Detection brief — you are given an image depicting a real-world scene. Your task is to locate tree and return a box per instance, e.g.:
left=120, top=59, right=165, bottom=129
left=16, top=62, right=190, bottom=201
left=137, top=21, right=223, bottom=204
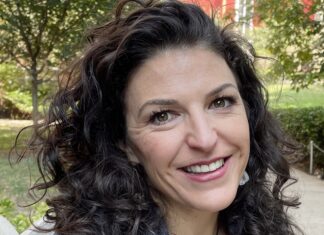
left=0, top=0, right=115, bottom=124
left=255, top=0, right=323, bottom=89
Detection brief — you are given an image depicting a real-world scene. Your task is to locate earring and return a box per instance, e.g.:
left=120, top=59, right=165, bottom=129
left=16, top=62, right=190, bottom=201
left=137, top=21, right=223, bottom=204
left=239, top=171, right=249, bottom=186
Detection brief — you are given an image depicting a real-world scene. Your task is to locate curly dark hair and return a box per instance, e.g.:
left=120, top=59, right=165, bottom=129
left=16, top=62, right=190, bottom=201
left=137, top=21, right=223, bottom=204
left=15, top=0, right=303, bottom=234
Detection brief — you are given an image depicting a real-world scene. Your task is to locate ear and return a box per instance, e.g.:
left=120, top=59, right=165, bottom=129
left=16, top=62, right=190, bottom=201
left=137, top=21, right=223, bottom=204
left=119, top=141, right=140, bottom=164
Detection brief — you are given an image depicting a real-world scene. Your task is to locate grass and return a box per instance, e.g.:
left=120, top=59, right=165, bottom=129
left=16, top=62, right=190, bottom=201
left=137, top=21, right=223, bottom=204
left=267, top=83, right=324, bottom=109
left=0, top=119, right=41, bottom=206
left=0, top=147, right=49, bottom=233
left=0, top=120, right=33, bottom=150
left=0, top=155, right=39, bottom=202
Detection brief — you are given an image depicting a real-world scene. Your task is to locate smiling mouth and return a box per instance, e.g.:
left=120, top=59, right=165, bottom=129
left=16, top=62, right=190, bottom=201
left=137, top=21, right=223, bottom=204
left=182, top=158, right=227, bottom=174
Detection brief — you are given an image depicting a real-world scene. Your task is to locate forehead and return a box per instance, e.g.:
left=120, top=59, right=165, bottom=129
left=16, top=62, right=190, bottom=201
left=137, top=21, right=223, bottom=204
left=125, top=47, right=238, bottom=103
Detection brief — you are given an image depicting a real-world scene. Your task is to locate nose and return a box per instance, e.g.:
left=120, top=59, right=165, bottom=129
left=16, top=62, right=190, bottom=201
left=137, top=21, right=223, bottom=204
left=186, top=111, right=217, bottom=152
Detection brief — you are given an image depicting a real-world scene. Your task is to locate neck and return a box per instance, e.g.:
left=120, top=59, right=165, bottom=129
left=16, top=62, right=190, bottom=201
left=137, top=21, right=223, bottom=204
left=165, top=204, right=219, bottom=235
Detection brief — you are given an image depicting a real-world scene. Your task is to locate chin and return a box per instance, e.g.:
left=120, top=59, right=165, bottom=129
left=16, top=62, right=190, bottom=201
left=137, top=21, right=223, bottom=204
left=185, top=186, right=239, bottom=213
left=198, top=197, right=235, bottom=213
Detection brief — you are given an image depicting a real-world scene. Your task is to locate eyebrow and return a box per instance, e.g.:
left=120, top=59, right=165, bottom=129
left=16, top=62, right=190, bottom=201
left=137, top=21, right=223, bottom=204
left=138, top=99, right=179, bottom=117
left=206, top=83, right=238, bottom=97
left=137, top=83, right=238, bottom=117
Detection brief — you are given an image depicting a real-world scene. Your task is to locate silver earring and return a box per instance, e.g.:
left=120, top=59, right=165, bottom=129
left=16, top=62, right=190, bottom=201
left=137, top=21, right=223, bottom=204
left=239, top=171, right=249, bottom=186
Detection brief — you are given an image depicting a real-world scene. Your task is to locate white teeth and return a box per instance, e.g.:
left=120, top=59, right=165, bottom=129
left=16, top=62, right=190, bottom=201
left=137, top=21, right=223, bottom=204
left=201, top=165, right=209, bottom=173
left=185, top=159, right=224, bottom=174
left=209, top=162, right=217, bottom=171
left=194, top=165, right=201, bottom=172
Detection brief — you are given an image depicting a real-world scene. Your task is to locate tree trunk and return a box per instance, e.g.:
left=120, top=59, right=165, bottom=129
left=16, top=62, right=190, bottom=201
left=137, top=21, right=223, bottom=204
left=31, top=63, right=39, bottom=125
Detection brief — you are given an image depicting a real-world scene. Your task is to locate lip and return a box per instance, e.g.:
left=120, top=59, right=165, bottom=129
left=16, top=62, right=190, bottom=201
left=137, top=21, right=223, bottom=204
left=180, top=156, right=231, bottom=183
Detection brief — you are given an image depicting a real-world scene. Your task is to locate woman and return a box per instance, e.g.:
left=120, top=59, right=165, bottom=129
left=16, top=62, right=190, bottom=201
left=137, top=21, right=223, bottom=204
left=18, top=0, right=302, bottom=234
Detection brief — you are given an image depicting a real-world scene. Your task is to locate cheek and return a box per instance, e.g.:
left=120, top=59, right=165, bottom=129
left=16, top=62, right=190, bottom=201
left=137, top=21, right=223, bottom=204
left=138, top=138, right=161, bottom=162
left=237, top=121, right=250, bottom=151
left=236, top=118, right=249, bottom=142
left=221, top=114, right=250, bottom=150
left=222, top=112, right=249, bottom=132
left=131, top=130, right=182, bottom=167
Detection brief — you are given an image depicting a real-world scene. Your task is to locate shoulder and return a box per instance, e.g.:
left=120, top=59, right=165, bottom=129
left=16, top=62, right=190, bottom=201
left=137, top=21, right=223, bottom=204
left=20, top=217, right=55, bottom=235
left=0, top=216, right=54, bottom=235
left=0, top=215, right=19, bottom=235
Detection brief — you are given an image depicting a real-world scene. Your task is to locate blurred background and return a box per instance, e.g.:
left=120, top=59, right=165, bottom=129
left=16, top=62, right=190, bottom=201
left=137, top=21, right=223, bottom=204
left=0, top=0, right=323, bottom=234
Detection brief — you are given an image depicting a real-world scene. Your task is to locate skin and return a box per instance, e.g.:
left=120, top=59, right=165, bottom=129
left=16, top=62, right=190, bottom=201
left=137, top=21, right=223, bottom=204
left=124, top=46, right=250, bottom=235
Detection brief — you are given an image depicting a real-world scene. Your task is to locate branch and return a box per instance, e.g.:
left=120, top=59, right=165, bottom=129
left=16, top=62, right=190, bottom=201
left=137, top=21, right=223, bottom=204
left=39, top=77, right=54, bottom=84
left=40, top=1, right=70, bottom=61
left=13, top=1, right=35, bottom=60
left=37, top=62, right=47, bottom=74
left=33, top=0, right=49, bottom=59
left=8, top=50, right=31, bottom=73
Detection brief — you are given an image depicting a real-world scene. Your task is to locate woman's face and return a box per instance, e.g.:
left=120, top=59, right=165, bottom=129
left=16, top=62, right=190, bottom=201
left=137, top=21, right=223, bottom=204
left=124, top=47, right=250, bottom=214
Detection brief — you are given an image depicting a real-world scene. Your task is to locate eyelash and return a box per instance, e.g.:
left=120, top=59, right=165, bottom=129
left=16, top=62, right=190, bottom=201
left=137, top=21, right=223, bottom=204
left=148, top=96, right=237, bottom=125
left=209, top=96, right=236, bottom=109
left=149, top=109, right=176, bottom=126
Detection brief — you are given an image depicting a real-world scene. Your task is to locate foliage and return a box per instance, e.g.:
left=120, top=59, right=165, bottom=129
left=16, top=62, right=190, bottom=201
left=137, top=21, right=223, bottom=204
left=0, top=63, right=33, bottom=115
left=0, top=95, right=31, bottom=119
left=255, top=0, right=323, bottom=89
left=0, top=63, right=26, bottom=92
left=4, top=90, right=33, bottom=113
left=0, top=197, right=48, bottom=233
left=0, top=0, right=116, bottom=123
left=246, top=27, right=272, bottom=57
left=0, top=0, right=114, bottom=65
left=273, top=107, right=324, bottom=166
left=0, top=62, right=55, bottom=112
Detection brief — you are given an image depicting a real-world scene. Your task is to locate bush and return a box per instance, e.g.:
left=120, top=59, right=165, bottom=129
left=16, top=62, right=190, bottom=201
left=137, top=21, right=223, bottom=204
left=0, top=96, right=31, bottom=119
left=0, top=197, right=48, bottom=233
left=272, top=107, right=324, bottom=166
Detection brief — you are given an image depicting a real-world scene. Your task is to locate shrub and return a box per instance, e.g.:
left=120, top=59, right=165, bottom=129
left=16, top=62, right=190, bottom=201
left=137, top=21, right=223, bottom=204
left=0, top=197, right=48, bottom=233
left=0, top=96, right=31, bottom=119
left=272, top=107, right=324, bottom=167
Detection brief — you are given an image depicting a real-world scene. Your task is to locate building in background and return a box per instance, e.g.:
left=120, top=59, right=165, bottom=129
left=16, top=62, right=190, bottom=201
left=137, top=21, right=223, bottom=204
left=182, top=0, right=255, bottom=34
left=181, top=0, right=320, bottom=33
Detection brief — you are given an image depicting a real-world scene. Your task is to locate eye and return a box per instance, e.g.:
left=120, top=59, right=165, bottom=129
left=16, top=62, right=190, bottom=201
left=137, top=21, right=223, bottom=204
left=149, top=110, right=177, bottom=125
left=210, top=97, right=234, bottom=109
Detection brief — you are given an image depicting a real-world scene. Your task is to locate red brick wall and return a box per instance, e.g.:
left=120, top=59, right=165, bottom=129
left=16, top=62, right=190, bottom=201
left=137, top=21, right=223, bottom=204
left=182, top=0, right=233, bottom=17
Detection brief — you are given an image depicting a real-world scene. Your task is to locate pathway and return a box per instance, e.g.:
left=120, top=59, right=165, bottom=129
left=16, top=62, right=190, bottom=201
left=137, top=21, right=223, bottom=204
left=288, top=168, right=324, bottom=235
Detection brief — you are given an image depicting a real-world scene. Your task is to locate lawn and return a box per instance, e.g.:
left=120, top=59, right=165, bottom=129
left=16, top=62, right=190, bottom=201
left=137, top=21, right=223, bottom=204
left=0, top=155, right=39, bottom=202
left=267, top=83, right=324, bottom=109
left=0, top=120, right=49, bottom=231
left=0, top=119, right=33, bottom=150
left=0, top=119, right=40, bottom=204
